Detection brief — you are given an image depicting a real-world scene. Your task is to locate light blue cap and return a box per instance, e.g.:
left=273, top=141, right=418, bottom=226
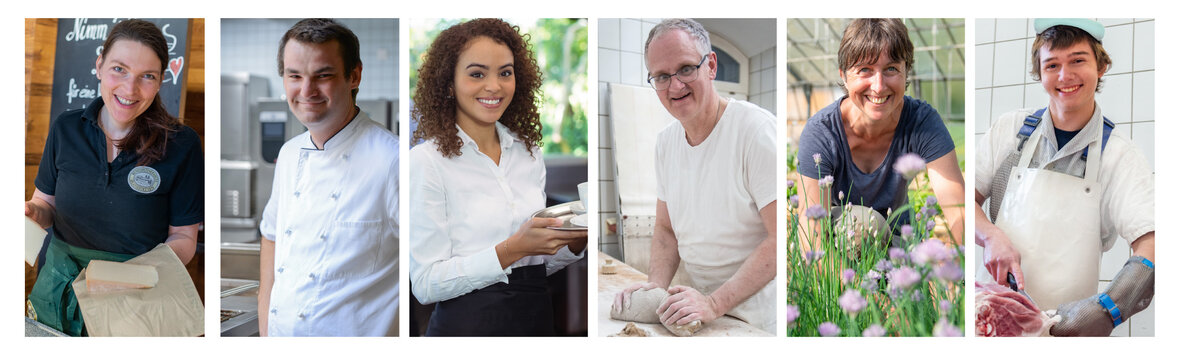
left=1034, top=18, right=1105, bottom=42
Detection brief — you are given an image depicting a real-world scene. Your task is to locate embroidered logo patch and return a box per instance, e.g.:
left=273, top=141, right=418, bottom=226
left=128, top=166, right=161, bottom=194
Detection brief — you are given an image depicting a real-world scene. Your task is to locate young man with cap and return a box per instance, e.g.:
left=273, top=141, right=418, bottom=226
left=257, top=18, right=400, bottom=336
left=975, top=18, right=1154, bottom=336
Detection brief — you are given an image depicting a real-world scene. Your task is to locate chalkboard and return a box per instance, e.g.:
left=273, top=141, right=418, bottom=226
left=49, top=18, right=190, bottom=123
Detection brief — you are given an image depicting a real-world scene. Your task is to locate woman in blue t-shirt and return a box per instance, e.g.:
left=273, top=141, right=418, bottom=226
left=796, top=18, right=964, bottom=251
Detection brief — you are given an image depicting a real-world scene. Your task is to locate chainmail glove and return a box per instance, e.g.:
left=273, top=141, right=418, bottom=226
left=1051, top=256, right=1154, bottom=336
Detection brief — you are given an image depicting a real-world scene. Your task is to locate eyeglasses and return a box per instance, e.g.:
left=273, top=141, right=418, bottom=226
left=647, top=54, right=708, bottom=91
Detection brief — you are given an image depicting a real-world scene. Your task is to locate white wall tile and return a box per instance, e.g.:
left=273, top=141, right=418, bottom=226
left=976, top=18, right=996, bottom=44
left=763, top=49, right=776, bottom=71
left=1134, top=21, right=1155, bottom=71
left=993, top=40, right=1029, bottom=86
left=1131, top=122, right=1155, bottom=172
left=599, top=48, right=620, bottom=84
left=599, top=148, right=615, bottom=181
left=1103, top=24, right=1134, bottom=75
left=767, top=93, right=777, bottom=115
left=749, top=69, right=761, bottom=97
left=995, top=18, right=1028, bottom=42
left=1096, top=73, right=1133, bottom=123
left=1130, top=300, right=1155, bottom=337
left=599, top=180, right=618, bottom=213
left=1133, top=71, right=1154, bottom=122
left=1098, top=18, right=1135, bottom=26
left=1023, top=83, right=1048, bottom=110
left=991, top=85, right=1025, bottom=123
left=598, top=114, right=613, bottom=149
left=1100, top=236, right=1130, bottom=281
left=599, top=18, right=620, bottom=50
left=750, top=52, right=762, bottom=73
left=975, top=89, right=992, bottom=134
left=976, top=43, right=994, bottom=88
left=598, top=82, right=610, bottom=115
left=761, top=67, right=775, bottom=94
left=621, top=51, right=644, bottom=87
left=621, top=19, right=643, bottom=53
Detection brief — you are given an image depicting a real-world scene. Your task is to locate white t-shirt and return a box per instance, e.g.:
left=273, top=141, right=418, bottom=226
left=976, top=104, right=1154, bottom=251
left=260, top=111, right=400, bottom=336
left=409, top=122, right=583, bottom=305
left=655, top=99, right=777, bottom=332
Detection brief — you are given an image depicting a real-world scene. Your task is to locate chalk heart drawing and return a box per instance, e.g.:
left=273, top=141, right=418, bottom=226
left=168, top=57, right=184, bottom=85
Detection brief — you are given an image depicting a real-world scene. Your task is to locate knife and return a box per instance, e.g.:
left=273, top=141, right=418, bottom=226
left=1006, top=272, right=1039, bottom=308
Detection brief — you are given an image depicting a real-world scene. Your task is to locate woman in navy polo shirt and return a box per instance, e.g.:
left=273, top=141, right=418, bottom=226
left=24, top=19, right=203, bottom=336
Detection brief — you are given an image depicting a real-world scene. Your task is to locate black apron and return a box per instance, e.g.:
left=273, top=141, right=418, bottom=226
left=426, top=264, right=554, bottom=336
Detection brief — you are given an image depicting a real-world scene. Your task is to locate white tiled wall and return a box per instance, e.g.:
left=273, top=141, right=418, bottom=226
left=596, top=19, right=776, bottom=259
left=974, top=18, right=1154, bottom=336
left=221, top=19, right=400, bottom=102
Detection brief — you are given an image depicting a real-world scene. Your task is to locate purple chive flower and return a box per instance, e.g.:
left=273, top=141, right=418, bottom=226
left=927, top=220, right=936, bottom=229
left=805, top=204, right=828, bottom=219
left=889, top=247, right=907, bottom=262
left=893, top=153, right=926, bottom=179
left=926, top=196, right=937, bottom=206
left=838, top=191, right=845, bottom=201
left=785, top=304, right=799, bottom=324
left=813, top=153, right=822, bottom=166
left=923, top=206, right=939, bottom=217
left=911, top=239, right=951, bottom=266
left=912, top=291, right=925, bottom=301
left=786, top=179, right=796, bottom=189
left=789, top=195, right=800, bottom=208
left=862, top=324, right=886, bottom=337
left=940, top=300, right=953, bottom=313
left=819, top=175, right=835, bottom=188
left=934, top=262, right=964, bottom=282
left=805, top=250, right=825, bottom=263
left=887, top=266, right=921, bottom=289
left=839, top=289, right=868, bottom=315
left=841, top=268, right=856, bottom=285
left=874, top=259, right=893, bottom=272
left=900, top=224, right=914, bottom=238
left=861, top=270, right=880, bottom=291
left=818, top=322, right=841, bottom=337
left=934, top=317, right=963, bottom=337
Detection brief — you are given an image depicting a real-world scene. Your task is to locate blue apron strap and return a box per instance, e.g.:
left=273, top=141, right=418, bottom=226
left=1016, top=108, right=1045, bottom=151
left=1081, top=117, right=1115, bottom=161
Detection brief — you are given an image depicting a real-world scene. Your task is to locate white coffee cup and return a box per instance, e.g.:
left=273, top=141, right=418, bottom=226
left=577, top=182, right=588, bottom=211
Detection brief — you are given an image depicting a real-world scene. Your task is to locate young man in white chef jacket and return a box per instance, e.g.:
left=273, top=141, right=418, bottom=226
left=257, top=18, right=400, bottom=337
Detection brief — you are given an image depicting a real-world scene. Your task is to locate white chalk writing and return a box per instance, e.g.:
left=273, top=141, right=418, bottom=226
left=65, top=78, right=98, bottom=104
left=64, top=18, right=109, bottom=42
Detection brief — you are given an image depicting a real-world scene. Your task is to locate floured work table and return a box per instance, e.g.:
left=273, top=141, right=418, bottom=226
left=597, top=252, right=771, bottom=337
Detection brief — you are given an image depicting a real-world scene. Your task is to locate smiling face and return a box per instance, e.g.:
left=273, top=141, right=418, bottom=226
left=282, top=39, right=361, bottom=131
left=645, top=29, right=717, bottom=123
left=95, top=39, right=162, bottom=126
left=1037, top=40, right=1104, bottom=116
left=453, top=36, right=516, bottom=128
left=839, top=50, right=907, bottom=123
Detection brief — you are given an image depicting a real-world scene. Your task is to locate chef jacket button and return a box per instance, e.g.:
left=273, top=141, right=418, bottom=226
left=297, top=313, right=305, bottom=320
left=285, top=228, right=293, bottom=236
left=320, top=234, right=327, bottom=241
left=294, top=191, right=301, bottom=198
left=277, top=267, right=284, bottom=273
left=270, top=309, right=277, bottom=314
left=342, top=154, right=350, bottom=160
left=330, top=193, right=340, bottom=200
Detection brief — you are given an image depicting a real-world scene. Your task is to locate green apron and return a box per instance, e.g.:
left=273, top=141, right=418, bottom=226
left=28, top=235, right=135, bottom=337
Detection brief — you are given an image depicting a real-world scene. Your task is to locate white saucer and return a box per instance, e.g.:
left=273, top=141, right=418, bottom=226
left=570, top=214, right=588, bottom=227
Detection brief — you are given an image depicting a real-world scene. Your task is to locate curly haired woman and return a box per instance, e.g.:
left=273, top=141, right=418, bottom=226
left=408, top=18, right=586, bottom=336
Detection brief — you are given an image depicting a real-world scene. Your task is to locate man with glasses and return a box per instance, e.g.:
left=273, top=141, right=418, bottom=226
left=614, top=18, right=777, bottom=334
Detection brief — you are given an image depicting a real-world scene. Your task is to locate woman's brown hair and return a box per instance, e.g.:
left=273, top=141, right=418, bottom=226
left=100, top=19, right=180, bottom=166
left=837, top=18, right=915, bottom=91
left=412, top=18, right=544, bottom=158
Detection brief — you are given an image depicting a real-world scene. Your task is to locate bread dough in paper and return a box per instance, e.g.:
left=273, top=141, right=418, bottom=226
left=72, top=244, right=203, bottom=337
left=610, top=287, right=702, bottom=336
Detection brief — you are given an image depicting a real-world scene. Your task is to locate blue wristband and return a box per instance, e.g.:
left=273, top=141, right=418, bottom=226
left=1098, top=293, right=1124, bottom=327
left=1138, top=257, right=1154, bottom=269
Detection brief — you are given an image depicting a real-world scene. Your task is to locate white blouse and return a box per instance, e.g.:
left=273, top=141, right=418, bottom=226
left=409, top=122, right=583, bottom=305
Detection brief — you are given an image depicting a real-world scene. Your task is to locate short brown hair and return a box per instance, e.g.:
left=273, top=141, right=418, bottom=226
left=277, top=18, right=362, bottom=80
left=411, top=18, right=544, bottom=159
left=1030, top=25, right=1112, bottom=91
left=837, top=19, right=914, bottom=89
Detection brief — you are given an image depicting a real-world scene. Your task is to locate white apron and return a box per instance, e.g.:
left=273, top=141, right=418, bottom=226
left=993, top=123, right=1101, bottom=310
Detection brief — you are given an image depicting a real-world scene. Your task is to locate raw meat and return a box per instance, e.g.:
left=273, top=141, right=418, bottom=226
left=975, top=283, right=1058, bottom=337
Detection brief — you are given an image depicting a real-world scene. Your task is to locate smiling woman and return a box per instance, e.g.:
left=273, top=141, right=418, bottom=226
left=408, top=18, right=588, bottom=337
